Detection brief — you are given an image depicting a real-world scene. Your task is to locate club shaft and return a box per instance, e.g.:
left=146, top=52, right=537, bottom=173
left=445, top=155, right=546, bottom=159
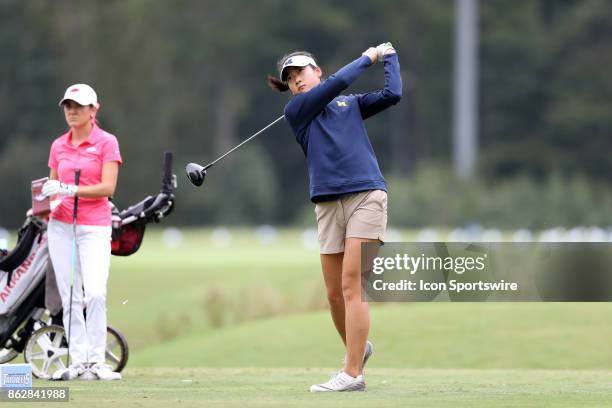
left=67, top=169, right=81, bottom=368
left=204, top=115, right=285, bottom=170
left=67, top=286, right=73, bottom=368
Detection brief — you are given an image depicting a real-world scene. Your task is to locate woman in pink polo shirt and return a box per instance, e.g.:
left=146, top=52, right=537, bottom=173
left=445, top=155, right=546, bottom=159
left=42, top=84, right=122, bottom=381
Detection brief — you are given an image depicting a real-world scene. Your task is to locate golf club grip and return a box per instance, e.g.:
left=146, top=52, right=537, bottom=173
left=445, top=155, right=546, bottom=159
left=163, top=151, right=173, bottom=187
left=73, top=169, right=81, bottom=223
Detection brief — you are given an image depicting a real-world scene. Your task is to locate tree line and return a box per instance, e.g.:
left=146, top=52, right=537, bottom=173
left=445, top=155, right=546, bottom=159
left=1, top=0, right=610, bottom=228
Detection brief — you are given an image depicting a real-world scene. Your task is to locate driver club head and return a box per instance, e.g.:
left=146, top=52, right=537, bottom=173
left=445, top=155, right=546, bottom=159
left=185, top=162, right=206, bottom=187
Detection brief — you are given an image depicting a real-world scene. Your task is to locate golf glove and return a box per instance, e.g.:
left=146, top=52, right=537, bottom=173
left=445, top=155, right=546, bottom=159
left=42, top=180, right=78, bottom=197
left=376, top=42, right=395, bottom=60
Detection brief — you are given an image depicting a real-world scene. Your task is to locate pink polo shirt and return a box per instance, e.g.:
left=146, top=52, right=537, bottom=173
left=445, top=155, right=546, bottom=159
left=48, top=124, right=122, bottom=226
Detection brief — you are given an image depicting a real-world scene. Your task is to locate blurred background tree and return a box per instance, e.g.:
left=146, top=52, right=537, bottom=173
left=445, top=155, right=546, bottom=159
left=1, top=0, right=610, bottom=228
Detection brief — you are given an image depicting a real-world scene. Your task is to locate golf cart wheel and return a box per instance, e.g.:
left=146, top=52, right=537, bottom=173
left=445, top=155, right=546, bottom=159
left=106, top=325, right=129, bottom=373
left=24, top=324, right=129, bottom=378
left=24, top=324, right=67, bottom=379
left=0, top=348, right=19, bottom=364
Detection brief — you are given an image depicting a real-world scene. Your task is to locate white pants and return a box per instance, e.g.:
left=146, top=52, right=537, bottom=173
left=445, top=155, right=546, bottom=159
left=47, top=219, right=111, bottom=365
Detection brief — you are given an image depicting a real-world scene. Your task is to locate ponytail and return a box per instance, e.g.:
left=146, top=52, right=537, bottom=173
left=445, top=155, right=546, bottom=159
left=91, top=102, right=101, bottom=126
left=267, top=75, right=289, bottom=92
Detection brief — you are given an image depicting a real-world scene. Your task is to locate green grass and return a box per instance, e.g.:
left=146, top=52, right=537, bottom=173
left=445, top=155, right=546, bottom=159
left=23, top=368, right=611, bottom=408
left=131, top=303, right=612, bottom=369
left=18, top=228, right=612, bottom=406
left=108, top=229, right=612, bottom=369
left=107, top=228, right=325, bottom=348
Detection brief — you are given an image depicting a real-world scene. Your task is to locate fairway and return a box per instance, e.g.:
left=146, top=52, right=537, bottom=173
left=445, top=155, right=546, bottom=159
left=24, top=368, right=611, bottom=407
left=131, top=303, right=612, bottom=369
left=106, top=229, right=612, bottom=371
left=16, top=228, right=611, bottom=406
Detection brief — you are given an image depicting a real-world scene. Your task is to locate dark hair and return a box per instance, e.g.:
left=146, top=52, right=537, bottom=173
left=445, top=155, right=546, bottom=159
left=267, top=50, right=318, bottom=93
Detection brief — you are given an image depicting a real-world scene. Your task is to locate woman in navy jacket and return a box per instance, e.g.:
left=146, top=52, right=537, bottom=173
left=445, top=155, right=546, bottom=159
left=269, top=43, right=402, bottom=392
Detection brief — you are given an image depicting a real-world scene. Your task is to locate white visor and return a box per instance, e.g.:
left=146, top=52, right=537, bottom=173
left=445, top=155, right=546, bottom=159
left=280, top=55, right=318, bottom=82
left=58, top=84, right=98, bottom=107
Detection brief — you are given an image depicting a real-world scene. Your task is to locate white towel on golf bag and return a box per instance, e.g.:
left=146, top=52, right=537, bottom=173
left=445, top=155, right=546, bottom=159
left=47, top=219, right=111, bottom=365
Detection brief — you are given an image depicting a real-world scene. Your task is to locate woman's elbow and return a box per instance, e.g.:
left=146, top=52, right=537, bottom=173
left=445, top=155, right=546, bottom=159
left=383, top=89, right=402, bottom=105
left=102, top=183, right=116, bottom=197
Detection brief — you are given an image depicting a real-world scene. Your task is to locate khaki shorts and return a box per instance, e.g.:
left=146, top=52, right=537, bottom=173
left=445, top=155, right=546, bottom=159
left=314, top=189, right=388, bottom=254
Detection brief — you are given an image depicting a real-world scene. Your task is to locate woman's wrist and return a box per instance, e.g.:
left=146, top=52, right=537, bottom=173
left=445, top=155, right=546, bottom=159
left=362, top=47, right=378, bottom=64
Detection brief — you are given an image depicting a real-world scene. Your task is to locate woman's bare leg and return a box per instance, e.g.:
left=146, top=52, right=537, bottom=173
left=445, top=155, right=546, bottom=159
left=342, top=237, right=375, bottom=377
left=320, top=253, right=346, bottom=345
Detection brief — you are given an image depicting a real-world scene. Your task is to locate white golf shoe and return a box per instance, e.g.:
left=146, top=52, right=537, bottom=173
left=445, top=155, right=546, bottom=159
left=310, top=371, right=365, bottom=392
left=90, top=363, right=122, bottom=380
left=51, top=363, right=87, bottom=381
left=79, top=367, right=97, bottom=381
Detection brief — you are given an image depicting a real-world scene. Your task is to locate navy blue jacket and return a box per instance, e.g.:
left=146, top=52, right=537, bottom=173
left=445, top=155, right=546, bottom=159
left=284, top=54, right=402, bottom=202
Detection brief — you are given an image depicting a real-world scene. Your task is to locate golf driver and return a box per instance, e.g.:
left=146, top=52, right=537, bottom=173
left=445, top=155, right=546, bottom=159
left=186, top=114, right=285, bottom=187
left=66, top=168, right=81, bottom=374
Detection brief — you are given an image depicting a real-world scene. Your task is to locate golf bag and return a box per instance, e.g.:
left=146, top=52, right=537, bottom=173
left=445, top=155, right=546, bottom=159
left=0, top=216, right=49, bottom=350
left=111, top=151, right=175, bottom=256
